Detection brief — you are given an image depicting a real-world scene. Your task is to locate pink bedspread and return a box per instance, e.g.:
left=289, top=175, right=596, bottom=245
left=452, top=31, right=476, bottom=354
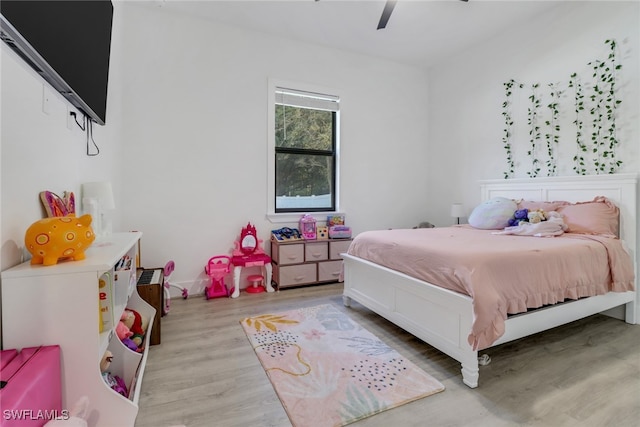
left=347, top=226, right=635, bottom=350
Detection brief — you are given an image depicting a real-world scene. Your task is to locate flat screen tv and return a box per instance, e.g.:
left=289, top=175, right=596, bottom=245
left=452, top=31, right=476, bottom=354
left=1, top=0, right=113, bottom=125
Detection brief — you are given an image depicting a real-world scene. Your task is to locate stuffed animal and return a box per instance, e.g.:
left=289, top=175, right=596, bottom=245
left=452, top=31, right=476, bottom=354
left=115, top=320, right=132, bottom=340
left=131, top=332, right=145, bottom=351
left=43, top=396, right=89, bottom=427
left=508, top=208, right=529, bottom=226
left=100, top=350, right=128, bottom=397
left=546, top=211, right=568, bottom=230
left=121, top=337, right=139, bottom=351
left=122, top=309, right=144, bottom=336
left=115, top=313, right=140, bottom=351
left=122, top=308, right=148, bottom=351
left=527, top=209, right=547, bottom=224
left=100, top=350, right=113, bottom=373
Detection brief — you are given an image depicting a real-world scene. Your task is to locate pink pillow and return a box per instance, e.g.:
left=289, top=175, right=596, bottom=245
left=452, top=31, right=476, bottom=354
left=517, top=200, right=569, bottom=211
left=556, top=196, right=619, bottom=237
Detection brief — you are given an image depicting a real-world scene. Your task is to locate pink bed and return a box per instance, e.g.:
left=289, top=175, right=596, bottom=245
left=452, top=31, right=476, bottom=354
left=341, top=174, right=638, bottom=388
left=347, top=226, right=635, bottom=350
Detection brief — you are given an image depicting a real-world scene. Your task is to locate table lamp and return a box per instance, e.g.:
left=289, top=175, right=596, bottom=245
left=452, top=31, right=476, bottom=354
left=450, top=203, right=465, bottom=225
left=82, top=181, right=115, bottom=237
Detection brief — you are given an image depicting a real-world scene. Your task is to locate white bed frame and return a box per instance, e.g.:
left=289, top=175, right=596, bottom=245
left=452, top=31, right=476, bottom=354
left=342, top=174, right=638, bottom=388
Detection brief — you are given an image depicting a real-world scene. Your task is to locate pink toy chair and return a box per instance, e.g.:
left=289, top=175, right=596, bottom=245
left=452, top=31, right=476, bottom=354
left=204, top=256, right=231, bottom=299
left=246, top=274, right=266, bottom=294
left=163, top=260, right=188, bottom=315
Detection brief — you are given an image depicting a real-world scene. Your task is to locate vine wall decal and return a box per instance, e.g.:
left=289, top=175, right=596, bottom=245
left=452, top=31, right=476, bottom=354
left=526, top=83, right=542, bottom=178
left=501, top=39, right=622, bottom=178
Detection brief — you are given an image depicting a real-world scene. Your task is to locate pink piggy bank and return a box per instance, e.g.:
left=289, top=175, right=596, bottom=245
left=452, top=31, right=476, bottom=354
left=25, top=215, right=96, bottom=266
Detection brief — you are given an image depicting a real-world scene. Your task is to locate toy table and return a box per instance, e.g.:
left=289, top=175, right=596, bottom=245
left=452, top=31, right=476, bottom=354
left=230, top=253, right=274, bottom=298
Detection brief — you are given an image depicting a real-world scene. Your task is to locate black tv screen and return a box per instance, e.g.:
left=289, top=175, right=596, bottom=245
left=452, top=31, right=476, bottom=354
left=1, top=1, right=113, bottom=125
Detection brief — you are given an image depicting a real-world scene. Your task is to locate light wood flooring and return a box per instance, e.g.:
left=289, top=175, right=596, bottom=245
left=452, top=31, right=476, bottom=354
left=135, top=283, right=640, bottom=427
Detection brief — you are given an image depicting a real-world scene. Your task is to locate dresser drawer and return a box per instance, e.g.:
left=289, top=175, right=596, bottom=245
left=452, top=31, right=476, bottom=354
left=329, top=239, right=352, bottom=260
left=305, top=242, right=328, bottom=262
left=275, top=263, right=317, bottom=288
left=318, top=260, right=343, bottom=282
left=272, top=242, right=304, bottom=265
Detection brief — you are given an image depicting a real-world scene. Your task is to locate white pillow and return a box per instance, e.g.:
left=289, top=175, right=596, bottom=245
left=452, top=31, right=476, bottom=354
left=468, top=197, right=517, bottom=230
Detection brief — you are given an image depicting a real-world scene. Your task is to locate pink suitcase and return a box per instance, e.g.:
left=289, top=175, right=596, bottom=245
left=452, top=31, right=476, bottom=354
left=0, top=346, right=61, bottom=427
left=0, top=349, right=19, bottom=370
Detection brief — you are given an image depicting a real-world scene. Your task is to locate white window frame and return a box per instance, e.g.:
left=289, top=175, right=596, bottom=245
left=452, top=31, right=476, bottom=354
left=266, top=78, right=343, bottom=223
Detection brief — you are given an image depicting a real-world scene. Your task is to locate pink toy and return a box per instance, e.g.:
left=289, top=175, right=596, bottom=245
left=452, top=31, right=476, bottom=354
left=115, top=321, right=132, bottom=340
left=162, top=260, right=188, bottom=314
left=299, top=214, right=317, bottom=240
left=235, top=223, right=262, bottom=255
left=204, top=255, right=231, bottom=299
left=230, top=223, right=273, bottom=298
left=0, top=345, right=62, bottom=427
left=246, top=274, right=265, bottom=294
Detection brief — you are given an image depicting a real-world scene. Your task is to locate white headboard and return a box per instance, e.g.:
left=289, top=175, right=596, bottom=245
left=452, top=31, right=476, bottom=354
left=479, top=173, right=638, bottom=315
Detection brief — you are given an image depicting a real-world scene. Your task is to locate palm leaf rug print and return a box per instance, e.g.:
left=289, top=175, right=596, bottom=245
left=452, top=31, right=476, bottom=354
left=240, top=304, right=444, bottom=427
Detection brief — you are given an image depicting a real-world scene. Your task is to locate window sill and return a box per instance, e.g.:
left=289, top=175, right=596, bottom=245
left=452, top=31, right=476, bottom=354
left=266, top=212, right=346, bottom=225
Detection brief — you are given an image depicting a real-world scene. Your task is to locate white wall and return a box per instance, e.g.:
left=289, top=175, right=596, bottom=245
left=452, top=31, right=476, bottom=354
left=0, top=2, right=127, bottom=269
left=116, top=3, right=431, bottom=294
left=426, top=1, right=639, bottom=225
left=426, top=1, right=640, bottom=315
left=0, top=3, right=128, bottom=343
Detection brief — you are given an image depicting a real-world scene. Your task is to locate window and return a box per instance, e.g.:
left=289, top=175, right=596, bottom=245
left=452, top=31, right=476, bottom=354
left=273, top=86, right=340, bottom=213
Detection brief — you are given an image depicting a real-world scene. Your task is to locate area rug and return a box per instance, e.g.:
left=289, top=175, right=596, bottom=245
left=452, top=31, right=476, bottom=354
left=240, top=304, right=444, bottom=427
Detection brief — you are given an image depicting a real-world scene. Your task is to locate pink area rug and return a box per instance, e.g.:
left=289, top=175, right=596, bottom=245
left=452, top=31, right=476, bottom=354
left=240, top=304, right=444, bottom=427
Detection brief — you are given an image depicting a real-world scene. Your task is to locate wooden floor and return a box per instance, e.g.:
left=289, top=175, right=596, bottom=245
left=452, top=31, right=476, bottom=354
left=135, top=283, right=640, bottom=427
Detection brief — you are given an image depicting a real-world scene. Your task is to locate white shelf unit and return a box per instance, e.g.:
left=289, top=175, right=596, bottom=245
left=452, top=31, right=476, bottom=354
left=1, top=232, right=154, bottom=427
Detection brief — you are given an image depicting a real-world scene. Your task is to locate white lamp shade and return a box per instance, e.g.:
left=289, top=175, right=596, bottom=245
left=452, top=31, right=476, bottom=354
left=450, top=203, right=465, bottom=218
left=82, top=182, right=115, bottom=210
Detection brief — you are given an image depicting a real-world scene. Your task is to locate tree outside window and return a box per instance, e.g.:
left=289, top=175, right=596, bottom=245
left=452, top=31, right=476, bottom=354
left=274, top=88, right=339, bottom=212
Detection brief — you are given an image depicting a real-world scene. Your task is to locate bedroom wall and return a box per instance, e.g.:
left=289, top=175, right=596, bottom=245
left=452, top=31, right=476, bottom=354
left=426, top=1, right=640, bottom=315
left=0, top=5, right=127, bottom=268
left=426, top=1, right=639, bottom=224
left=116, top=3, right=431, bottom=293
left=0, top=4, right=128, bottom=344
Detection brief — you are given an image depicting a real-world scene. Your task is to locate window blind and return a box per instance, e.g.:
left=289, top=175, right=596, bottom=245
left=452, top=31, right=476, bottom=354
left=275, top=87, right=339, bottom=112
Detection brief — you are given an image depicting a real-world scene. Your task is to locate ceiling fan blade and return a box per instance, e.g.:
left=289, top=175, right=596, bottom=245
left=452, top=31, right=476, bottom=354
left=377, top=0, right=397, bottom=30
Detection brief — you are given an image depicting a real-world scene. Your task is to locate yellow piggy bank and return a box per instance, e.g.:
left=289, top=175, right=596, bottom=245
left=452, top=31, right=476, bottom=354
left=25, top=215, right=96, bottom=266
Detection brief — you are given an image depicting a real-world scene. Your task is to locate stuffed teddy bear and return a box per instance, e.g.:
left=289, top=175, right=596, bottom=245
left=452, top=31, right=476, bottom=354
left=527, top=209, right=547, bottom=224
